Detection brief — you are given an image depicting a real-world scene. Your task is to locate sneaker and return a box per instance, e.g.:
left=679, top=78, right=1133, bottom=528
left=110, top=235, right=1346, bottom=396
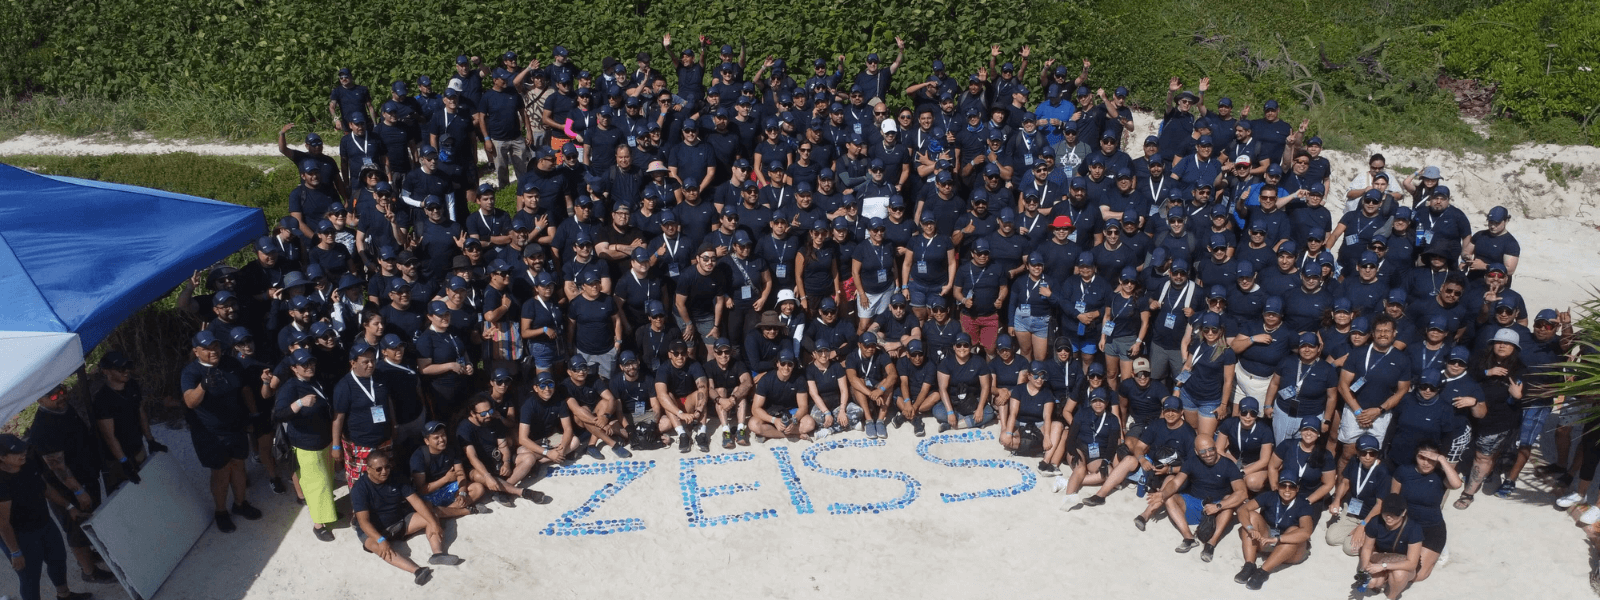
left=269, top=477, right=287, bottom=494
left=521, top=489, right=551, bottom=504
left=1134, top=515, right=1147, bottom=531
left=214, top=511, right=236, bottom=533
left=313, top=526, right=335, bottom=542
left=696, top=432, right=712, bottom=452
left=1436, top=547, right=1451, bottom=567
left=678, top=432, right=693, bottom=453
left=469, top=504, right=493, bottom=515
left=1050, top=478, right=1070, bottom=493
left=1201, top=543, right=1216, bottom=563
left=722, top=431, right=736, bottom=449
left=1559, top=491, right=1585, bottom=508
left=937, top=422, right=951, bottom=433
left=81, top=569, right=115, bottom=584
left=613, top=444, right=634, bottom=459
left=1245, top=569, right=1269, bottom=590
left=231, top=502, right=263, bottom=520
left=736, top=429, right=751, bottom=446
left=912, top=418, right=926, bottom=437
left=1175, top=538, right=1201, bottom=553
left=413, top=567, right=434, bottom=586
left=866, top=421, right=879, bottom=439
left=815, top=426, right=834, bottom=440
left=428, top=553, right=463, bottom=566
left=496, top=492, right=516, bottom=508
left=1234, top=562, right=1257, bottom=584
left=1082, top=494, right=1106, bottom=507
left=1063, top=493, right=1081, bottom=506
left=586, top=445, right=606, bottom=460
left=876, top=420, right=888, bottom=438
left=1494, top=481, right=1515, bottom=498
left=892, top=413, right=906, bottom=429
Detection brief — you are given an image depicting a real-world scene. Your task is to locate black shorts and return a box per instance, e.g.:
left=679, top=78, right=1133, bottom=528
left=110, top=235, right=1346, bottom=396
left=191, top=428, right=250, bottom=470
left=356, top=513, right=414, bottom=542
left=248, top=412, right=273, bottom=437
left=1421, top=523, right=1447, bottom=553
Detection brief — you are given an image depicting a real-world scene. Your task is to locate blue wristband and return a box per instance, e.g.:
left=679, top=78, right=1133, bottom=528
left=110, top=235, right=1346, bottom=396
left=73, top=489, right=86, bottom=497
left=377, top=536, right=387, bottom=543
left=8, top=550, right=19, bottom=558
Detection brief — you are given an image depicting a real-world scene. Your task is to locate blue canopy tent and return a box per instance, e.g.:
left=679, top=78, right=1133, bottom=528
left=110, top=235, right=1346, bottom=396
left=0, top=162, right=263, bottom=424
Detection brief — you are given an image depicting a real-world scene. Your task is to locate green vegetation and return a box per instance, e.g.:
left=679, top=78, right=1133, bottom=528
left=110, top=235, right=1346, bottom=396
left=1529, top=159, right=1586, bottom=189
left=0, top=0, right=1594, bottom=147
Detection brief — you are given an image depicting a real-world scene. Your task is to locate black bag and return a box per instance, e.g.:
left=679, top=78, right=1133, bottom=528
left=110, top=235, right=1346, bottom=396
left=630, top=420, right=666, bottom=451
left=271, top=422, right=296, bottom=468
left=1195, top=511, right=1218, bottom=542
left=1014, top=423, right=1045, bottom=457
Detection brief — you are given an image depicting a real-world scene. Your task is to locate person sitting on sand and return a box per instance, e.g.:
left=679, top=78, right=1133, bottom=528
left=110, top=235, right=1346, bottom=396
left=749, top=349, right=817, bottom=440
left=352, top=452, right=462, bottom=587
left=1356, top=494, right=1424, bottom=600
left=1233, top=473, right=1316, bottom=590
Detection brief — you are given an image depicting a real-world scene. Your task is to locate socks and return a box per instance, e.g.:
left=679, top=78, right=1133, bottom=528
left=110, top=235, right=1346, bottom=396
left=674, top=426, right=686, bottom=435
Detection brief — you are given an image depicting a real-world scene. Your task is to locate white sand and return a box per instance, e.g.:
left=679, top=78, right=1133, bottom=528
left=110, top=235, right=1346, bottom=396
left=1, top=121, right=1599, bottom=598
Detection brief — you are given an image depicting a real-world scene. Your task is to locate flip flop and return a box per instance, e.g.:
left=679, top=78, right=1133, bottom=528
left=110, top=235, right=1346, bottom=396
left=1453, top=493, right=1475, bottom=510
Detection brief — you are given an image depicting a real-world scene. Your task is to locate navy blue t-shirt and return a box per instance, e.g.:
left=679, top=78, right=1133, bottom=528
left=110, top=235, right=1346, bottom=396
left=1182, top=453, right=1242, bottom=502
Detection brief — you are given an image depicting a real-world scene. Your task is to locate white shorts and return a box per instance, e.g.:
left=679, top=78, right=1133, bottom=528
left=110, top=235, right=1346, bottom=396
left=856, top=287, right=893, bottom=319
left=1337, top=406, right=1393, bottom=445
left=1232, top=368, right=1272, bottom=407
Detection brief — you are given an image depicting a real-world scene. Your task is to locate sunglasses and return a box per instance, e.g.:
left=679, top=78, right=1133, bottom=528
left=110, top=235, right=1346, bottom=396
left=697, top=254, right=716, bottom=261
left=1440, top=288, right=1462, bottom=296
left=1362, top=199, right=1381, bottom=205
left=370, top=465, right=391, bottom=472
left=1196, top=448, right=1217, bottom=456
left=1359, top=449, right=1381, bottom=457
left=537, top=383, right=555, bottom=389
left=477, top=409, right=495, bottom=418
left=953, top=343, right=972, bottom=348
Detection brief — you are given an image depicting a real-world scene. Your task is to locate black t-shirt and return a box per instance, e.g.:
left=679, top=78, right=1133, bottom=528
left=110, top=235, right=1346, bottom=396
left=29, top=405, right=102, bottom=486
left=1364, top=517, right=1424, bottom=554
left=560, top=377, right=606, bottom=410
left=0, top=456, right=53, bottom=531
left=520, top=394, right=571, bottom=439
left=1181, top=454, right=1242, bottom=502
left=455, top=419, right=499, bottom=465
left=704, top=359, right=747, bottom=390
left=1393, top=464, right=1448, bottom=527
left=93, top=381, right=145, bottom=460
left=350, top=474, right=414, bottom=529
left=332, top=373, right=393, bottom=447
left=805, top=363, right=846, bottom=408
left=756, top=372, right=807, bottom=411
left=409, top=446, right=460, bottom=483
left=272, top=378, right=335, bottom=450
left=659, top=362, right=707, bottom=398
left=179, top=358, right=250, bottom=433
left=674, top=268, right=726, bottom=319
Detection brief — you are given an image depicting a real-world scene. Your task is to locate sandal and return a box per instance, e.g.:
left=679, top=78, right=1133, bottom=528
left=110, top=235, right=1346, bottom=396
left=1453, top=493, right=1475, bottom=510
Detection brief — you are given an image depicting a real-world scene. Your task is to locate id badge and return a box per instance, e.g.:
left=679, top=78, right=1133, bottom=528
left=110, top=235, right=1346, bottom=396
left=775, top=264, right=788, bottom=279
left=1423, top=229, right=1435, bottom=243
left=740, top=285, right=753, bottom=300
left=1278, top=385, right=1297, bottom=400
left=1024, top=154, right=1035, bottom=166
left=1016, top=304, right=1032, bottom=318
left=853, top=123, right=863, bottom=135
left=1075, top=301, right=1087, bottom=314
left=1349, top=376, right=1366, bottom=392
left=1150, top=204, right=1161, bottom=216
left=1344, top=234, right=1359, bottom=247
left=916, top=260, right=929, bottom=275
left=1164, top=312, right=1178, bottom=329
left=1101, top=322, right=1115, bottom=336
left=1086, top=443, right=1102, bottom=460
left=370, top=404, right=388, bottom=424
left=668, top=263, right=681, bottom=277
left=876, top=269, right=888, bottom=284
left=1346, top=498, right=1365, bottom=517
left=1175, top=369, right=1192, bottom=384
left=627, top=135, right=637, bottom=147
left=1067, top=230, right=1079, bottom=242
left=1269, top=527, right=1283, bottom=539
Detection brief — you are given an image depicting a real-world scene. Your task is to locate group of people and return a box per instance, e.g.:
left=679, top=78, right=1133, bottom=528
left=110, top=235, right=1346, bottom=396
left=0, top=36, right=1587, bottom=597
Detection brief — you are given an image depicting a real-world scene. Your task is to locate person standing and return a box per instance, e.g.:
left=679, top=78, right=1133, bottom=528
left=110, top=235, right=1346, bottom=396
left=91, top=351, right=168, bottom=484
left=26, top=387, right=115, bottom=584
left=272, top=348, right=339, bottom=542
left=179, top=331, right=263, bottom=533
left=480, top=69, right=531, bottom=190
left=333, top=344, right=396, bottom=485
left=0, top=434, right=93, bottom=600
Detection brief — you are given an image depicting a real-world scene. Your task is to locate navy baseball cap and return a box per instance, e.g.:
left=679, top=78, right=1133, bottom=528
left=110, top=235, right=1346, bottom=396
left=1161, top=396, right=1182, bottom=411
left=1238, top=397, right=1260, bottom=413
left=228, top=327, right=253, bottom=344
left=777, top=349, right=797, bottom=364
left=619, top=350, right=640, bottom=365
left=1198, top=312, right=1222, bottom=329
left=1296, top=332, right=1319, bottom=347
left=1263, top=296, right=1283, bottom=315
left=1298, top=416, right=1320, bottom=432
left=192, top=330, right=219, bottom=348
left=380, top=333, right=405, bottom=350
left=1355, top=434, right=1380, bottom=452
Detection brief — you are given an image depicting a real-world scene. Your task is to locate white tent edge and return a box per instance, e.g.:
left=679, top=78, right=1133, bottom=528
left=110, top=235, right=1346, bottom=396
left=0, top=330, right=83, bottom=427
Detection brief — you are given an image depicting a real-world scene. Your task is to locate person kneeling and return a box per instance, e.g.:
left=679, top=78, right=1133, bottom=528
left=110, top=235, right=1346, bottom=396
left=1356, top=495, right=1423, bottom=600
left=353, top=452, right=462, bottom=586
left=1236, top=474, right=1315, bottom=590
left=410, top=421, right=488, bottom=519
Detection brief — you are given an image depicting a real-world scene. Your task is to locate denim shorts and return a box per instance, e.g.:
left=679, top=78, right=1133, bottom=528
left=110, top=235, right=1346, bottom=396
left=1012, top=311, right=1051, bottom=336
left=527, top=341, right=558, bottom=369
left=1518, top=406, right=1552, bottom=448
left=931, top=403, right=996, bottom=428
left=1179, top=387, right=1220, bottom=416
left=907, top=280, right=945, bottom=308
left=1104, top=335, right=1138, bottom=360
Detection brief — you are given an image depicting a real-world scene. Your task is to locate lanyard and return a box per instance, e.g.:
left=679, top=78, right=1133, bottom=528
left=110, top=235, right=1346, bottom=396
left=1026, top=277, right=1045, bottom=303
left=301, top=379, right=327, bottom=399
left=1296, top=445, right=1310, bottom=477
left=1148, top=177, right=1165, bottom=201
left=1161, top=280, right=1195, bottom=311
left=1188, top=343, right=1207, bottom=369
left=1093, top=411, right=1109, bottom=437
left=1294, top=361, right=1313, bottom=393
left=479, top=211, right=494, bottom=233
left=1421, top=346, right=1442, bottom=371
left=663, top=236, right=681, bottom=259
left=1109, top=292, right=1134, bottom=322
left=771, top=237, right=791, bottom=262
left=919, top=235, right=938, bottom=259
left=967, top=266, right=986, bottom=290
left=730, top=257, right=753, bottom=285
left=1025, top=213, right=1043, bottom=232
left=1364, top=345, right=1390, bottom=373
left=1353, top=464, right=1377, bottom=496
left=1022, top=135, right=1034, bottom=152
left=350, top=373, right=377, bottom=405
left=1276, top=498, right=1298, bottom=528
left=351, top=133, right=369, bottom=155
left=1079, top=277, right=1095, bottom=304
left=859, top=350, right=877, bottom=380
left=1237, top=421, right=1252, bottom=449
left=383, top=359, right=415, bottom=375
